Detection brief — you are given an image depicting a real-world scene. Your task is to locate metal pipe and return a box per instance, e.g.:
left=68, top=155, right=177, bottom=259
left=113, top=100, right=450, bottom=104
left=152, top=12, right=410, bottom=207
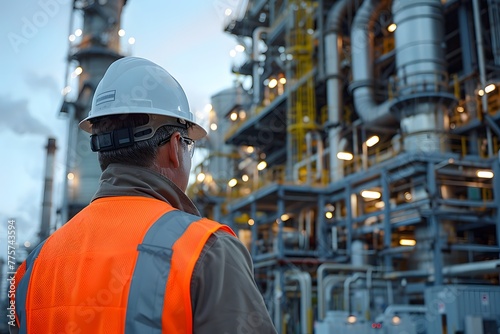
left=442, top=259, right=500, bottom=276
left=305, top=131, right=323, bottom=184
left=343, top=273, right=364, bottom=313
left=317, top=263, right=374, bottom=320
left=325, top=0, right=353, bottom=182
left=324, top=275, right=348, bottom=312
left=274, top=269, right=282, bottom=334
left=252, top=27, right=271, bottom=106
left=285, top=271, right=312, bottom=334
left=350, top=0, right=394, bottom=125
left=383, top=260, right=500, bottom=279
left=472, top=0, right=494, bottom=156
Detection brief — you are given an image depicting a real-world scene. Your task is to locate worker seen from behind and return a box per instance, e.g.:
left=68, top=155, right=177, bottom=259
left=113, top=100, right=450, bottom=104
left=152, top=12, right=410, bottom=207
left=10, top=57, right=277, bottom=333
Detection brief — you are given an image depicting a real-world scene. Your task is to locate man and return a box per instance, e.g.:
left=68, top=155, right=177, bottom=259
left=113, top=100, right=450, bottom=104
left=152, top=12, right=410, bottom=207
left=11, top=57, right=277, bottom=333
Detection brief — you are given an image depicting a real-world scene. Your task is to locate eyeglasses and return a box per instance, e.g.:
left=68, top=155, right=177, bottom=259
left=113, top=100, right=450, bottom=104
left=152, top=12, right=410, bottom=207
left=158, top=134, right=196, bottom=158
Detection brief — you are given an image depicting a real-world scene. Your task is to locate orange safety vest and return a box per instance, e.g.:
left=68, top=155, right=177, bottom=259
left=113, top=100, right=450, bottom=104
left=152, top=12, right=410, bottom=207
left=13, top=196, right=236, bottom=333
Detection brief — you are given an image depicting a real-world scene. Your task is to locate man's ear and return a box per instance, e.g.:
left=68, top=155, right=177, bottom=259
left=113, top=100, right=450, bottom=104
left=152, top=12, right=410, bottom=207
left=158, top=133, right=180, bottom=169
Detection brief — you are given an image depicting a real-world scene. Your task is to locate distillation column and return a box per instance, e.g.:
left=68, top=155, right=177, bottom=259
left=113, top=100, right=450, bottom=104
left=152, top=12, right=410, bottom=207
left=392, top=0, right=454, bottom=153
left=63, top=0, right=126, bottom=220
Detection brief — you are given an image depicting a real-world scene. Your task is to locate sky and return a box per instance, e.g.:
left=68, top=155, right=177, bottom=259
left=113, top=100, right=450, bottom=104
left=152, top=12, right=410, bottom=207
left=0, top=0, right=247, bottom=262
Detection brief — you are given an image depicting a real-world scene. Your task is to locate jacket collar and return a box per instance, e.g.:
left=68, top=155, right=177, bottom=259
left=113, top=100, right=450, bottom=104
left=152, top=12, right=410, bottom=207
left=92, top=163, right=201, bottom=216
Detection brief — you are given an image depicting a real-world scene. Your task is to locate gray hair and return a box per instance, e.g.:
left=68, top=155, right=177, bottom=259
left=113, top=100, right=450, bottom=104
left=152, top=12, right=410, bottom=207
left=90, top=114, right=188, bottom=171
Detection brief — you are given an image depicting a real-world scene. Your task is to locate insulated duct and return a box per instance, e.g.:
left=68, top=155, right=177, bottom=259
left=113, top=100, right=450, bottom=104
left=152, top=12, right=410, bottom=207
left=325, top=0, right=354, bottom=182
left=350, top=0, right=395, bottom=125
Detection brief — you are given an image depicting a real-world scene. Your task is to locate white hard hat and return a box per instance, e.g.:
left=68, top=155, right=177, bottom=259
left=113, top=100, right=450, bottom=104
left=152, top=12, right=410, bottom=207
left=79, top=57, right=207, bottom=141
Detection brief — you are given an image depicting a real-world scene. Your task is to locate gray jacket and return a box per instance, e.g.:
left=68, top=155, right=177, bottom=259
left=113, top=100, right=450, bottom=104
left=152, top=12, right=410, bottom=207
left=94, top=164, right=277, bottom=334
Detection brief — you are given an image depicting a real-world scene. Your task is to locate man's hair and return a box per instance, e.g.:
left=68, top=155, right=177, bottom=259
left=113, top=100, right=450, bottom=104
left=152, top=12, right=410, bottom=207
left=90, top=113, right=188, bottom=171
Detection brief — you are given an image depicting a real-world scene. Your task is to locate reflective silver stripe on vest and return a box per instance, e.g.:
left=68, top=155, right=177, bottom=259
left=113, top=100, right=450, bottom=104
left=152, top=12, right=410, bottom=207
left=16, top=240, right=46, bottom=334
left=124, top=210, right=201, bottom=333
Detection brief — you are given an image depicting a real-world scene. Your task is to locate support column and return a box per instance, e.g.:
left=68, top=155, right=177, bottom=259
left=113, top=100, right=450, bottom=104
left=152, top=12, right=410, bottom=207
left=251, top=201, right=258, bottom=258
left=382, top=170, right=393, bottom=270
left=427, top=161, right=443, bottom=285
left=277, top=188, right=285, bottom=258
left=317, top=194, right=327, bottom=258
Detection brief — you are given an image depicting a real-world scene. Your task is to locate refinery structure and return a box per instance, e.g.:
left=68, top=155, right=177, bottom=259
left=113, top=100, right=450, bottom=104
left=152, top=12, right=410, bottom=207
left=2, top=0, right=500, bottom=333
left=193, top=0, right=500, bottom=333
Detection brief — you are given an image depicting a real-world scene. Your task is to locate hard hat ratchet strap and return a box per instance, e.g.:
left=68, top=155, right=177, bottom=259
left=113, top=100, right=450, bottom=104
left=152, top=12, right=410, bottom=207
left=90, top=127, right=134, bottom=152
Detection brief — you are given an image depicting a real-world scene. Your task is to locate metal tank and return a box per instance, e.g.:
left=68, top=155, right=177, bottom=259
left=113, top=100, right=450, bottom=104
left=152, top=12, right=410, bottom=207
left=391, top=0, right=455, bottom=153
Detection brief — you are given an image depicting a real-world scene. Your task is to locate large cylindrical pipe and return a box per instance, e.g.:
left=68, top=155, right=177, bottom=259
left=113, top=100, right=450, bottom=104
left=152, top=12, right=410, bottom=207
left=350, top=0, right=395, bottom=125
left=325, top=0, right=352, bottom=182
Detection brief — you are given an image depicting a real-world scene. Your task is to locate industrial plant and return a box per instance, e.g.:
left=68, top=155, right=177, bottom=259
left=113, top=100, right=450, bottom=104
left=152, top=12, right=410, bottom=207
left=2, top=0, right=500, bottom=333
left=192, top=0, right=500, bottom=333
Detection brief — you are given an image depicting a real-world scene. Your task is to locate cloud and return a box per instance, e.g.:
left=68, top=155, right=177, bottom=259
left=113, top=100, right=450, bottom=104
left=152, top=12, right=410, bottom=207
left=0, top=94, right=52, bottom=135
left=24, top=72, right=60, bottom=97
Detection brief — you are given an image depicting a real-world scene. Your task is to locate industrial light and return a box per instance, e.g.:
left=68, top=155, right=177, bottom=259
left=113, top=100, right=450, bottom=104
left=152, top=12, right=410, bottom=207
left=337, top=152, right=354, bottom=161
left=118, top=29, right=125, bottom=37
left=74, top=66, right=83, bottom=75
left=399, top=239, right=416, bottom=246
left=67, top=172, right=75, bottom=180
left=230, top=112, right=238, bottom=121
left=242, top=174, right=249, bottom=182
left=24, top=241, right=31, bottom=248
left=374, top=201, right=385, bottom=208
left=478, top=89, right=485, bottom=97
left=210, top=123, right=218, bottom=131
left=75, top=29, right=82, bottom=37
left=71, top=67, right=83, bottom=79
left=457, top=106, right=464, bottom=113
left=391, top=315, right=401, bottom=325
left=61, top=86, right=72, bottom=96
left=128, top=37, right=135, bottom=45
left=347, top=315, right=357, bottom=324
left=279, top=77, right=287, bottom=84
left=404, top=192, right=412, bottom=201
left=197, top=172, right=206, bottom=182
left=68, top=34, right=76, bottom=42
left=257, top=161, right=267, bottom=171
left=366, top=135, right=380, bottom=147
left=248, top=219, right=255, bottom=226
left=229, top=49, right=237, bottom=57
left=325, top=212, right=333, bottom=219
left=281, top=214, right=290, bottom=221
left=246, top=146, right=254, bottom=154
left=485, top=83, right=496, bottom=94
left=239, top=110, right=246, bottom=119
left=268, top=78, right=278, bottom=88
left=204, top=104, right=213, bottom=112
left=228, top=178, right=238, bottom=188
left=225, top=8, right=232, bottom=16
left=361, top=190, right=381, bottom=200
left=387, top=23, right=397, bottom=32
left=477, top=170, right=494, bottom=178
left=235, top=44, right=245, bottom=52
